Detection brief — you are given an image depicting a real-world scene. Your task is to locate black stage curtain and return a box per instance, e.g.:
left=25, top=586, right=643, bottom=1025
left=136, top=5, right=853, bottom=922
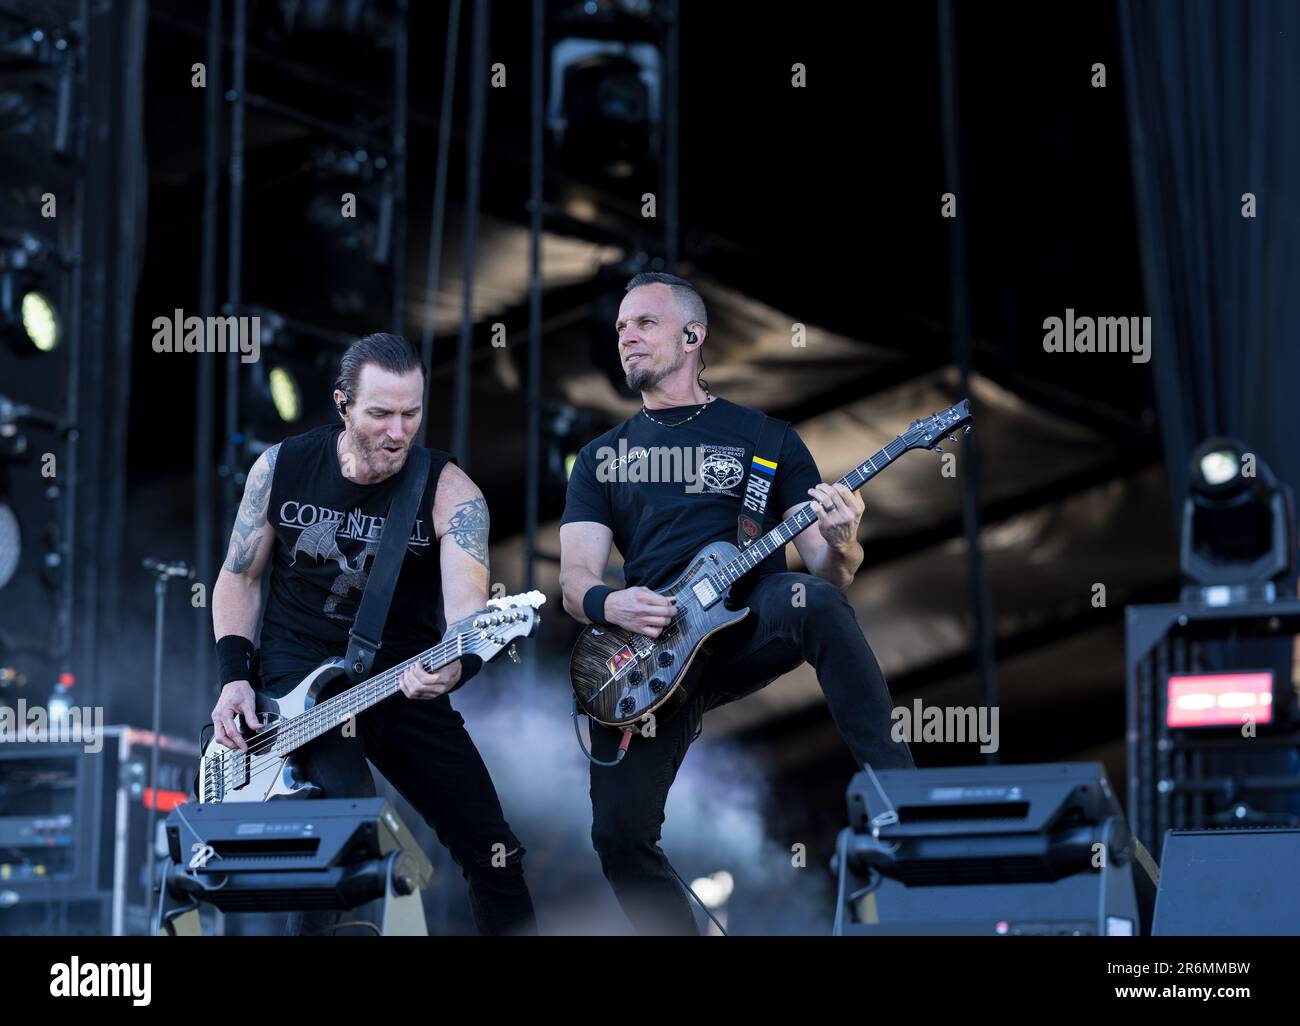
left=1119, top=1, right=1300, bottom=818
left=1117, top=0, right=1300, bottom=524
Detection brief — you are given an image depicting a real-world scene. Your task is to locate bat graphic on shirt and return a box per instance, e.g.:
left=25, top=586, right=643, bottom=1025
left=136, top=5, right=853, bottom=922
left=290, top=519, right=376, bottom=573
left=290, top=519, right=380, bottom=618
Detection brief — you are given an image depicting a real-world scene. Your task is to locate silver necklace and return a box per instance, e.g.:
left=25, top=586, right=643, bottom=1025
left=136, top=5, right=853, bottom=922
left=640, top=394, right=715, bottom=428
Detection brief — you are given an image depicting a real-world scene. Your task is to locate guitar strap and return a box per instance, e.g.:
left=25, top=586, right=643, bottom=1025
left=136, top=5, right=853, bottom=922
left=343, top=444, right=432, bottom=683
left=736, top=414, right=788, bottom=548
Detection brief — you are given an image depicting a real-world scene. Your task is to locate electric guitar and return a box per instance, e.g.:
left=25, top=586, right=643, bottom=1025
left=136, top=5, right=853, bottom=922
left=570, top=400, right=973, bottom=727
left=197, top=591, right=546, bottom=803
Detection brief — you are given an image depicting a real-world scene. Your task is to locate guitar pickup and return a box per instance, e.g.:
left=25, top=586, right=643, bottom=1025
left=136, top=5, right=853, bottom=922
left=691, top=578, right=720, bottom=608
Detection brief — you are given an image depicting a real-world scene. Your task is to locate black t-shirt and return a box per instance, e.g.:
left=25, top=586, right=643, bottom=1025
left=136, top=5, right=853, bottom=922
left=258, top=423, right=456, bottom=683
left=561, top=398, right=822, bottom=593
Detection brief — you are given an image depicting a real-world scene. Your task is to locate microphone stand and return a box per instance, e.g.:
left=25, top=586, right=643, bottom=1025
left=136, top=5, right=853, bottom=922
left=142, top=558, right=193, bottom=914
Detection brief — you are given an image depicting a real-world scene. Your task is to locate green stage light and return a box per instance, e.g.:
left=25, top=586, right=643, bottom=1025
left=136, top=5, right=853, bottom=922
left=269, top=366, right=301, bottom=422
left=20, top=290, right=58, bottom=351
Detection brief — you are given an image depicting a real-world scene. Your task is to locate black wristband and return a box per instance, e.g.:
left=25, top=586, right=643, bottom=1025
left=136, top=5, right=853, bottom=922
left=448, top=653, right=483, bottom=694
left=216, top=635, right=256, bottom=686
left=583, top=585, right=614, bottom=626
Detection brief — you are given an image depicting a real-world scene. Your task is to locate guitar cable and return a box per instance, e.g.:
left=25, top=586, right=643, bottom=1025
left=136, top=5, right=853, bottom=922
left=668, top=862, right=729, bottom=936
left=571, top=696, right=634, bottom=766
left=571, top=699, right=728, bottom=935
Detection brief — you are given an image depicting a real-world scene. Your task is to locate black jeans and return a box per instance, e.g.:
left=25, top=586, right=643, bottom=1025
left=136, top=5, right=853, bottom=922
left=260, top=666, right=537, bottom=936
left=587, top=572, right=914, bottom=935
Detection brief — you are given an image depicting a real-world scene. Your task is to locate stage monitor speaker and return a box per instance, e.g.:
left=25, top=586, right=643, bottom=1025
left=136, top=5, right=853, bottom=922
left=156, top=797, right=434, bottom=936
left=834, top=762, right=1158, bottom=936
left=1153, top=828, right=1300, bottom=935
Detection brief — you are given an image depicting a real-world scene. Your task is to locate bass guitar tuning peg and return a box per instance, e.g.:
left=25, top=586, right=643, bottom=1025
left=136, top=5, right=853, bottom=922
left=948, top=434, right=958, bottom=443
left=934, top=445, right=944, bottom=454
left=964, top=425, right=972, bottom=434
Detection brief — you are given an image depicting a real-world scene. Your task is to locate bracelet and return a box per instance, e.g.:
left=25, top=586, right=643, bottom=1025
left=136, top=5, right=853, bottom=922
left=582, top=585, right=614, bottom=626
left=216, top=634, right=256, bottom=686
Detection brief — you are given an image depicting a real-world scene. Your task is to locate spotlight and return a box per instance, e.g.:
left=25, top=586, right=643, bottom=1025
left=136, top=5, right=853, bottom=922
left=268, top=366, right=301, bottom=423
left=240, top=311, right=300, bottom=425
left=542, top=401, right=594, bottom=505
left=548, top=7, right=661, bottom=186
left=1198, top=447, right=1239, bottom=488
left=20, top=290, right=58, bottom=351
left=1, top=233, right=61, bottom=355
left=1180, top=437, right=1294, bottom=604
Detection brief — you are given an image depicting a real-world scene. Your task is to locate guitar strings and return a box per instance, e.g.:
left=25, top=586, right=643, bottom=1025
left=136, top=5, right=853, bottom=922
left=717, top=436, right=907, bottom=587
left=586, top=435, right=911, bottom=716
left=215, top=602, right=534, bottom=769
left=210, top=634, right=461, bottom=768
left=203, top=629, right=502, bottom=793
left=201, top=635, right=494, bottom=798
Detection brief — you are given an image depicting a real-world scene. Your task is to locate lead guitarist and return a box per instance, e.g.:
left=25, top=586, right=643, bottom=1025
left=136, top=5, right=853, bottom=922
left=209, top=332, right=537, bottom=936
left=559, top=273, right=914, bottom=935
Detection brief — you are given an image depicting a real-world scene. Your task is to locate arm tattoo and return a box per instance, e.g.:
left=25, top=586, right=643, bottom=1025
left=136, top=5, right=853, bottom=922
left=223, top=444, right=280, bottom=573
left=446, top=497, right=490, bottom=569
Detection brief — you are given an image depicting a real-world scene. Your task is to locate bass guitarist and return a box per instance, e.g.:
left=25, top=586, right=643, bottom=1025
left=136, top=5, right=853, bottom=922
left=559, top=273, right=914, bottom=935
left=209, top=332, right=537, bottom=936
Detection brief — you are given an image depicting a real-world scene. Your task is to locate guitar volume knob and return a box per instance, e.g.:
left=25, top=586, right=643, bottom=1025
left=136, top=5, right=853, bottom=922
left=649, top=677, right=666, bottom=695
left=618, top=696, right=637, bottom=716
left=628, top=669, right=644, bottom=686
left=656, top=650, right=675, bottom=668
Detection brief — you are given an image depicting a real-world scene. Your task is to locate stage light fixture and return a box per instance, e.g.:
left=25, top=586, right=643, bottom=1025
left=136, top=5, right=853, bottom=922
left=1, top=234, right=61, bottom=355
left=1180, top=437, right=1294, bottom=604
left=20, top=290, right=58, bottom=351
left=548, top=1, right=661, bottom=186
left=1198, top=447, right=1239, bottom=487
left=1165, top=671, right=1275, bottom=729
left=542, top=401, right=594, bottom=504
left=268, top=366, right=301, bottom=423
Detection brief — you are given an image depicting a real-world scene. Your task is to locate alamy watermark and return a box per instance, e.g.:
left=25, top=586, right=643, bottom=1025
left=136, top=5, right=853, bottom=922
left=596, top=441, right=706, bottom=492
left=50, top=958, right=151, bottom=1006
left=0, top=698, right=104, bottom=754
left=891, top=699, right=999, bottom=754
left=1042, top=309, right=1151, bottom=364
left=151, top=309, right=260, bottom=364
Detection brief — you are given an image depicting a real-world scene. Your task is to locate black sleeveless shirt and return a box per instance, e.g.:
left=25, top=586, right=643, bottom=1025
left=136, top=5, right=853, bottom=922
left=258, top=423, right=456, bottom=683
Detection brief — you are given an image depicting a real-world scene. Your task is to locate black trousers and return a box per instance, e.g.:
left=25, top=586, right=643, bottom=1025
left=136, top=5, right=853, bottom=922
left=587, top=572, right=914, bottom=935
left=260, top=667, right=537, bottom=936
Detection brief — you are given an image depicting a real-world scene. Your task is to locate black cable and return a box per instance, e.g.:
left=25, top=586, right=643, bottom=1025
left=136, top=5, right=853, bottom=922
left=667, top=861, right=728, bottom=936
left=157, top=889, right=202, bottom=937
left=571, top=700, right=720, bottom=931
left=571, top=697, right=628, bottom=766
left=847, top=868, right=883, bottom=904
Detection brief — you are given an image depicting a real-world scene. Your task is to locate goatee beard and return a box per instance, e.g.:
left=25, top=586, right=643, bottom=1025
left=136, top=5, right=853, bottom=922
left=626, top=345, right=685, bottom=395
left=626, top=366, right=660, bottom=393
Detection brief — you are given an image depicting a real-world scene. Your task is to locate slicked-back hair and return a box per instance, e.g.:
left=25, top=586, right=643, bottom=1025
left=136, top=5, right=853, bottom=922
left=335, top=332, right=426, bottom=408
